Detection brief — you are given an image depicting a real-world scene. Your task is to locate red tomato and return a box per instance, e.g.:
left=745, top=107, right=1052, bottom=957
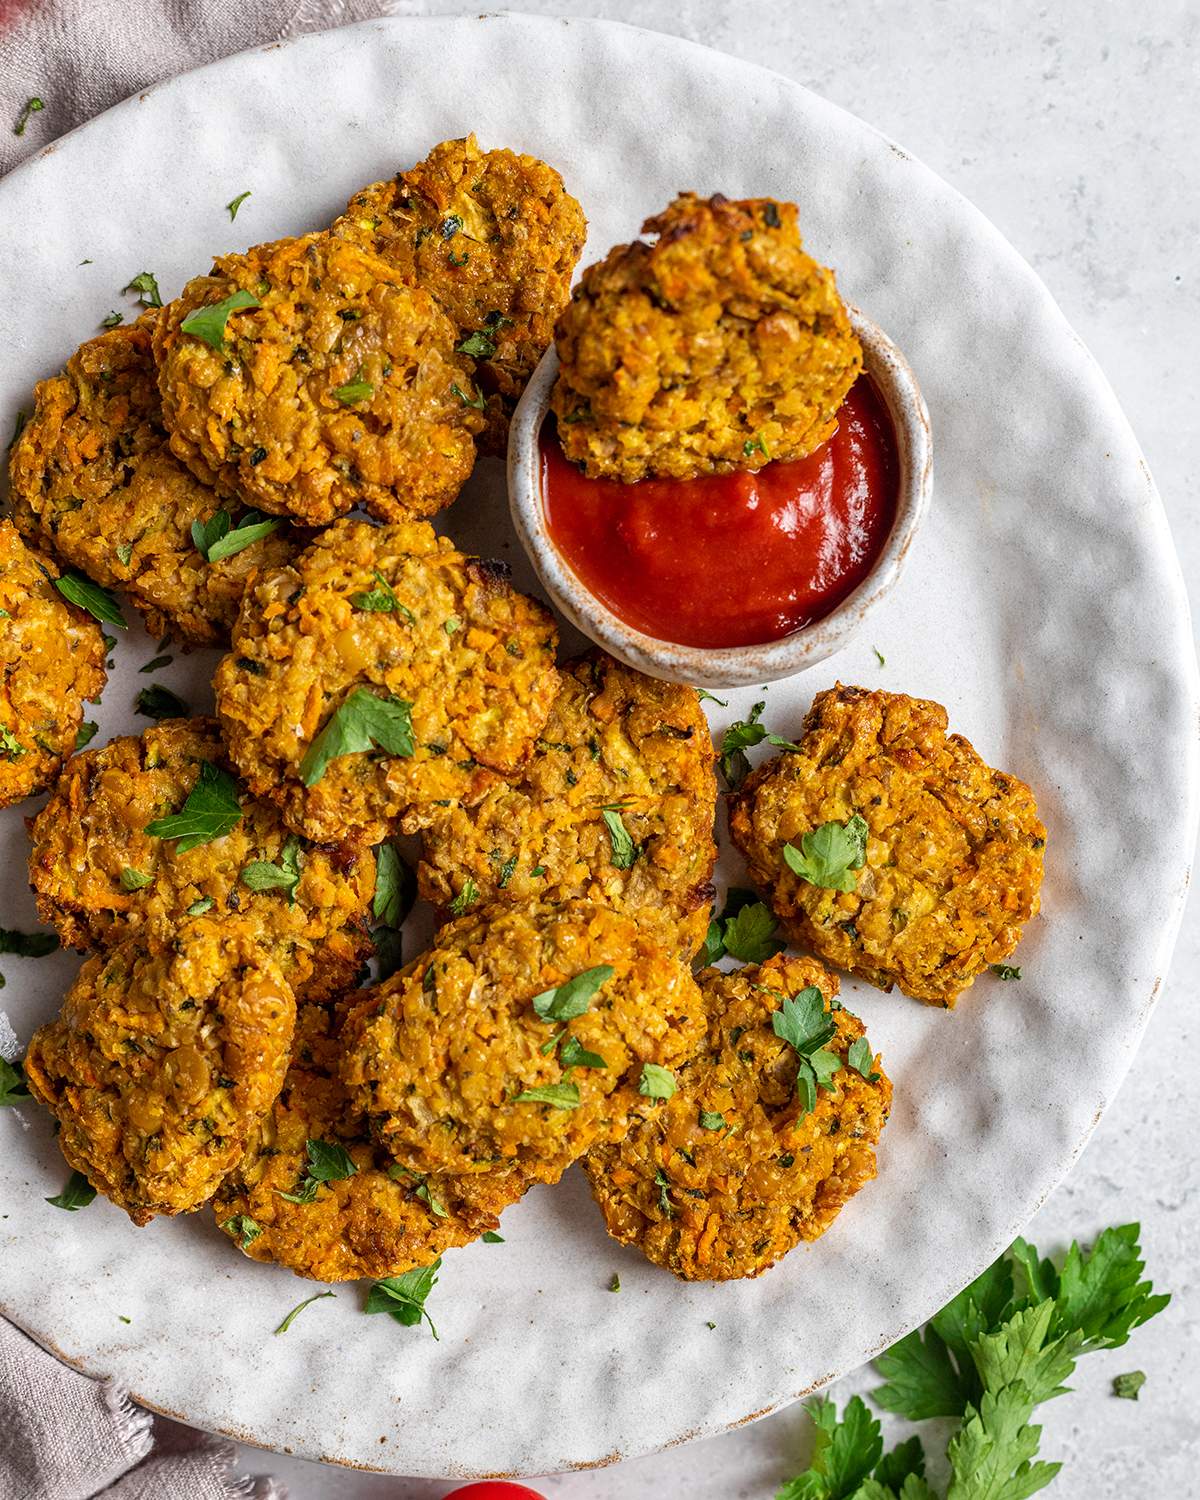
left=445, top=1487, right=546, bottom=1500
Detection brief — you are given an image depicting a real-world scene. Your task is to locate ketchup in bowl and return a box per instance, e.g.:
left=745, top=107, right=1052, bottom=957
left=540, top=375, right=899, bottom=650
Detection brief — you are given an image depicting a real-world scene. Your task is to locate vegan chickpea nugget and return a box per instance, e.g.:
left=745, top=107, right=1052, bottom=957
left=551, top=192, right=862, bottom=483
left=336, top=134, right=587, bottom=452
left=727, top=684, right=1046, bottom=1007
left=213, top=1000, right=527, bottom=1281
left=408, top=650, right=717, bottom=957
left=8, top=316, right=298, bottom=647
left=340, top=900, right=705, bottom=1183
left=26, top=717, right=374, bottom=1001
left=214, top=516, right=560, bottom=844
left=583, top=954, right=891, bottom=1281
left=23, top=917, right=296, bottom=1224
left=154, top=232, right=483, bottom=527
left=0, top=520, right=106, bottom=809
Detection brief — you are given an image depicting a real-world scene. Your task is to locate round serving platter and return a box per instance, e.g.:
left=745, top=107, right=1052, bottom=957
left=0, top=12, right=1195, bottom=1480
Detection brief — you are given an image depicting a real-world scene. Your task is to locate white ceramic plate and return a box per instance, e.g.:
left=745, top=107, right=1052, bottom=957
left=0, top=14, right=1195, bottom=1481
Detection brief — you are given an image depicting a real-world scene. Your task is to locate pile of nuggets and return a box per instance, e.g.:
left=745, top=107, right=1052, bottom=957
left=2, top=146, right=1046, bottom=1288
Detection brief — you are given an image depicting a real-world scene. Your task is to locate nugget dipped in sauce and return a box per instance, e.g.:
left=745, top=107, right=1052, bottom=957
left=551, top=192, right=861, bottom=483
left=728, top=685, right=1046, bottom=1007
left=336, top=134, right=587, bottom=453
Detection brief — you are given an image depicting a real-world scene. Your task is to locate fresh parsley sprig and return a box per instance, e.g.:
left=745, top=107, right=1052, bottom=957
left=783, top=814, right=869, bottom=893
left=145, top=762, right=242, bottom=852
left=0, top=1056, right=30, bottom=1106
left=181, top=288, right=259, bottom=351
left=366, top=1258, right=442, bottom=1338
left=772, top=986, right=841, bottom=1114
left=300, top=688, right=414, bottom=787
left=701, top=888, right=785, bottom=966
left=54, top=572, right=126, bottom=628
left=277, top=1138, right=358, bottom=1204
left=719, top=701, right=799, bottom=788
left=242, top=835, right=303, bottom=903
left=191, top=508, right=279, bottom=563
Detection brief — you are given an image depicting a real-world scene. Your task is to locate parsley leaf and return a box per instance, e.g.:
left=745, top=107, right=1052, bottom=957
left=0, top=928, right=59, bottom=957
left=1, top=1056, right=30, bottom=1106
left=278, top=1138, right=358, bottom=1203
left=531, top=965, right=614, bottom=1022
left=696, top=689, right=728, bottom=706
left=372, top=843, right=416, bottom=930
left=119, top=868, right=153, bottom=892
left=777, top=1394, right=882, bottom=1500
left=13, top=97, right=44, bottom=137
left=186, top=897, right=214, bottom=916
left=332, top=375, right=374, bottom=405
left=638, top=1063, right=676, bottom=1101
left=366, top=1258, right=441, bottom=1338
left=242, top=835, right=303, bottom=902
left=123, top=272, right=163, bottom=308
left=274, top=1290, right=335, bottom=1334
left=0, top=727, right=26, bottom=761
left=559, top=1035, right=606, bottom=1071
left=448, top=877, right=479, bottom=916
left=144, top=761, right=242, bottom=852
left=1112, top=1370, right=1145, bottom=1400
left=699, top=1109, right=726, bottom=1131
left=226, top=190, right=252, bottom=220
left=723, top=899, right=785, bottom=964
left=783, top=814, right=869, bottom=893
left=350, top=570, right=415, bottom=622
left=46, top=1171, right=96, bottom=1211
left=514, top=1083, right=580, bottom=1110
left=482, top=1230, right=504, bottom=1244
left=772, top=986, right=840, bottom=1114
left=74, top=722, right=99, bottom=751
left=135, top=684, right=190, bottom=720
left=180, top=289, right=260, bottom=351
left=222, top=1214, right=262, bottom=1250
left=718, top=701, right=799, bottom=787
left=456, top=330, right=496, bottom=357
left=191, top=508, right=279, bottom=563
left=451, top=380, right=486, bottom=410
left=848, top=1035, right=881, bottom=1082
left=602, top=807, right=639, bottom=869
left=300, top=688, right=414, bottom=786
left=101, top=311, right=124, bottom=329
left=991, top=964, right=1022, bottom=981
left=54, top=572, right=126, bottom=628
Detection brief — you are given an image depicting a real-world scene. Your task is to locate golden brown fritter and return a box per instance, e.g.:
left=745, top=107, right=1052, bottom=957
left=340, top=900, right=705, bottom=1184
left=23, top=918, right=295, bottom=1225
left=8, top=317, right=298, bottom=647
left=213, top=1000, right=527, bottom=1281
left=26, top=718, right=374, bottom=1001
left=214, top=517, right=560, bottom=844
left=583, top=954, right=891, bottom=1280
left=728, top=685, right=1046, bottom=1007
left=336, top=134, right=587, bottom=452
left=0, top=520, right=106, bottom=809
left=153, top=233, right=484, bottom=526
left=551, top=192, right=862, bottom=483
left=407, top=651, right=716, bottom=957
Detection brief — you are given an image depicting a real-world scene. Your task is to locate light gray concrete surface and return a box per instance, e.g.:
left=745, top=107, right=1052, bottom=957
left=224, top=3, right=1198, bottom=1494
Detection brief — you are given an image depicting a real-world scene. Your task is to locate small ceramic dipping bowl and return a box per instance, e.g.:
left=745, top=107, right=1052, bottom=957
left=507, top=307, right=932, bottom=689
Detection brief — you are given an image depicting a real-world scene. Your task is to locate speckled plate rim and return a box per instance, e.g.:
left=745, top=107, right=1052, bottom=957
left=0, top=10, right=1196, bottom=1481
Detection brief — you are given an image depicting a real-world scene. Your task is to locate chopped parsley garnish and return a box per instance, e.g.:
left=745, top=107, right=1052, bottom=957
left=531, top=965, right=614, bottom=1023
left=185, top=897, right=214, bottom=916
left=278, top=1138, right=358, bottom=1203
left=699, top=1110, right=727, bottom=1131
left=180, top=288, right=259, bottom=351
left=115, top=542, right=134, bottom=566
left=482, top=1231, right=504, bottom=1243
left=762, top=202, right=782, bottom=228
left=191, top=508, right=279, bottom=563
left=300, top=688, right=414, bottom=787
left=991, top=964, right=1022, bottom=981
left=448, top=877, right=479, bottom=916
left=144, top=761, right=242, bottom=852
left=783, top=813, right=869, bottom=892
left=455, top=330, right=496, bottom=358
left=601, top=807, right=640, bottom=870
left=742, top=434, right=770, bottom=460
left=101, top=311, right=124, bottom=329
left=700, top=888, right=785, bottom=966
left=772, top=986, right=840, bottom=1114
left=139, top=655, right=172, bottom=674
left=638, top=1063, right=676, bottom=1101
left=718, top=701, right=798, bottom=787
left=222, top=1214, right=262, bottom=1250
left=847, top=1035, right=881, bottom=1082
left=558, top=1035, right=606, bottom=1071
left=225, top=190, right=252, bottom=220
left=1, top=1056, right=30, bottom=1106
left=388, top=1165, right=448, bottom=1218
left=332, top=374, right=374, bottom=405
left=13, top=97, right=44, bottom=137
left=873, top=645, right=887, bottom=667
left=366, top=1258, right=441, bottom=1338
left=515, top=1082, right=581, bottom=1110
left=242, top=835, right=302, bottom=902
left=0, top=727, right=26, bottom=760
left=274, top=1290, right=335, bottom=1335
left=46, top=1171, right=96, bottom=1211
left=135, top=684, right=189, bottom=720
left=451, top=380, right=486, bottom=410
left=372, top=842, right=416, bottom=929
left=0, top=928, right=59, bottom=957
left=654, top=1168, right=674, bottom=1218
left=447, top=250, right=469, bottom=267
left=350, top=570, right=414, bottom=621
left=1112, top=1370, right=1146, bottom=1401
left=609, top=1274, right=621, bottom=1293
left=54, top=572, right=126, bottom=628
left=119, top=868, right=153, bottom=892
left=496, top=853, right=518, bottom=889
left=696, top=689, right=728, bottom=706
left=122, top=271, right=163, bottom=309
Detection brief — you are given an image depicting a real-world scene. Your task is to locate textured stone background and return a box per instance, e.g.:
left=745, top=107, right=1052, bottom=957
left=216, top=3, right=1195, bottom=1493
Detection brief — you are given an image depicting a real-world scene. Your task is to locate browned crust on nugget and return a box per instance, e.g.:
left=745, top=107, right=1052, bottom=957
left=727, top=684, right=1046, bottom=1006
left=583, top=954, right=891, bottom=1280
left=551, top=192, right=862, bottom=482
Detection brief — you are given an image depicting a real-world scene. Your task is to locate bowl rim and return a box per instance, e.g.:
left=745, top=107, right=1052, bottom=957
left=507, top=304, right=933, bottom=688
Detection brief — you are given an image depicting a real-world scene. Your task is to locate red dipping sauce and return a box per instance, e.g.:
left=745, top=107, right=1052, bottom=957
left=541, top=375, right=899, bottom=649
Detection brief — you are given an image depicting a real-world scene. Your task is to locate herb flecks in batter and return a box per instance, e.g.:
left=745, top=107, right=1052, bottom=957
left=448, top=877, right=479, bottom=916
left=601, top=806, right=640, bottom=870
left=144, top=762, right=242, bottom=852
left=350, top=570, right=415, bottom=622
left=119, top=868, right=153, bottom=892
left=451, top=380, right=486, bottom=411
left=332, top=372, right=374, bottom=406
left=783, top=813, right=869, bottom=893
left=222, top=1213, right=262, bottom=1250
left=300, top=688, right=414, bottom=787
left=180, top=288, right=260, bottom=352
